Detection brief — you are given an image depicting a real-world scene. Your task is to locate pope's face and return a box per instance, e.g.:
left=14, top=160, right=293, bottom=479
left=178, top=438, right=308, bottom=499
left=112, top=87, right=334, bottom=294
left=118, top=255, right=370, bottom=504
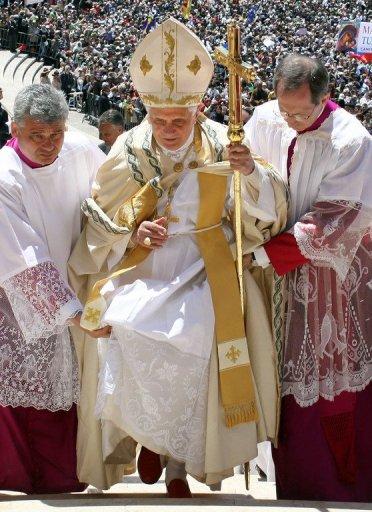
left=11, top=116, right=66, bottom=166
left=148, top=107, right=197, bottom=150
left=276, top=81, right=328, bottom=132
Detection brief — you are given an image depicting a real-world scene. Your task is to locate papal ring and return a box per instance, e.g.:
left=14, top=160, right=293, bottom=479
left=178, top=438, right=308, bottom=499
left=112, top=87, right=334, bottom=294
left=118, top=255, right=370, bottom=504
left=143, top=236, right=152, bottom=246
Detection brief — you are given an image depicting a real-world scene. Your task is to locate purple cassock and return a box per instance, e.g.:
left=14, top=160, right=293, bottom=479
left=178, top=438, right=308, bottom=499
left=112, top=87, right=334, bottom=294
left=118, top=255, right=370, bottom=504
left=270, top=101, right=372, bottom=501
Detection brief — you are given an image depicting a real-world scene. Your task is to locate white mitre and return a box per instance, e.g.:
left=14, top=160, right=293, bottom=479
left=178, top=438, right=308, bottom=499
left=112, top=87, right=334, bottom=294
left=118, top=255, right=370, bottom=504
left=129, top=17, right=214, bottom=108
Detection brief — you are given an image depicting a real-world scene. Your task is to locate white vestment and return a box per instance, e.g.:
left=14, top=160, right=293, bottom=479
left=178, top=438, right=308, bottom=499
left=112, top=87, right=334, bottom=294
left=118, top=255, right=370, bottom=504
left=69, top=117, right=288, bottom=488
left=95, top=139, right=279, bottom=479
left=245, top=101, right=372, bottom=407
left=0, top=132, right=105, bottom=411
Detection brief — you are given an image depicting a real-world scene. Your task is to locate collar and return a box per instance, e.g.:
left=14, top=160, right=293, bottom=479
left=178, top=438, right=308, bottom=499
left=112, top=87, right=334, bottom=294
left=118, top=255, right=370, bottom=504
left=155, top=129, right=195, bottom=161
left=5, top=137, right=50, bottom=169
left=298, top=100, right=339, bottom=135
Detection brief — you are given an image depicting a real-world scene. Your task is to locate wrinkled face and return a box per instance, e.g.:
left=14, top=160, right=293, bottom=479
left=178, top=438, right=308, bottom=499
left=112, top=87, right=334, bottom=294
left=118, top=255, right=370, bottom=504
left=148, top=107, right=197, bottom=150
left=276, top=81, right=328, bottom=132
left=99, top=122, right=124, bottom=147
left=11, top=116, right=66, bottom=166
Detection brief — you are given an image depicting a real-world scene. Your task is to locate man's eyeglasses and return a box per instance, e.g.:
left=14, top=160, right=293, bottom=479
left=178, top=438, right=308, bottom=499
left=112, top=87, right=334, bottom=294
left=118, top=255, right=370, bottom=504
left=274, top=103, right=319, bottom=122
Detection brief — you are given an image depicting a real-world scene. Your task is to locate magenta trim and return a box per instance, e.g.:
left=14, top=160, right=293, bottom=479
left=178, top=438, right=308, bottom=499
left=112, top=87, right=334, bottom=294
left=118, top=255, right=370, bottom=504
left=6, top=137, right=47, bottom=169
left=287, top=100, right=340, bottom=177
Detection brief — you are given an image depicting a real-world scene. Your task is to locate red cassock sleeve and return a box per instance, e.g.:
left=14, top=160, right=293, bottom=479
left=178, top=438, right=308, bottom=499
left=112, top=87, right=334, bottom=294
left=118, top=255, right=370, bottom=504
left=264, top=232, right=309, bottom=276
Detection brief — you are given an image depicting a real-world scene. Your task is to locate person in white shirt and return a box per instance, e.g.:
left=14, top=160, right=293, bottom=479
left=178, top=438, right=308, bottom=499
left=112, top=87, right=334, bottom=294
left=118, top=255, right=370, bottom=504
left=245, top=53, right=372, bottom=502
left=0, top=84, right=109, bottom=494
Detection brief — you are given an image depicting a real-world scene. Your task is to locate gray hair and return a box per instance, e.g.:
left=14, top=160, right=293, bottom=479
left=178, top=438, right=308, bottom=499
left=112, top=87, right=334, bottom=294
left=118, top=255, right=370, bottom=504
left=13, top=84, right=69, bottom=125
left=273, top=54, right=329, bottom=105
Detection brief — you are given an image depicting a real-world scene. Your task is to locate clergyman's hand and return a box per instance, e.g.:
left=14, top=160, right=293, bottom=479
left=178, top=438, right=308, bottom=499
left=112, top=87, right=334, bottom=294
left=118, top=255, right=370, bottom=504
left=228, top=144, right=255, bottom=176
left=134, top=217, right=168, bottom=248
left=71, top=314, right=112, bottom=338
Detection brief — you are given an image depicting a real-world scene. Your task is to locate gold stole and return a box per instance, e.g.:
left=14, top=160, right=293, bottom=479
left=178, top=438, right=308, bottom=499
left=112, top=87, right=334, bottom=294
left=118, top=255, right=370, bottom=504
left=196, top=172, right=258, bottom=427
left=81, top=150, right=258, bottom=428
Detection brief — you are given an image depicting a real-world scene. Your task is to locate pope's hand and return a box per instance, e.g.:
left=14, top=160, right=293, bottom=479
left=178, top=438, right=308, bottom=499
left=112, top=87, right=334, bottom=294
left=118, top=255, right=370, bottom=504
left=134, top=216, right=168, bottom=248
left=87, top=325, right=112, bottom=338
left=228, top=144, right=255, bottom=176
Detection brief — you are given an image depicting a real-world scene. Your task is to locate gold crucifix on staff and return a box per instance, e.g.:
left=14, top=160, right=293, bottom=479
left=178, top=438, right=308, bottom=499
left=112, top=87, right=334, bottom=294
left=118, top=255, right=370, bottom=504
left=214, top=23, right=255, bottom=313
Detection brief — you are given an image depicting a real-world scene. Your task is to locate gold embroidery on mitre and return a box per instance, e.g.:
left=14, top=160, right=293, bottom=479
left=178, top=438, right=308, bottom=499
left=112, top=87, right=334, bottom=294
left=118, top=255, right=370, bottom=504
left=163, top=29, right=175, bottom=99
left=140, top=55, right=153, bottom=76
left=84, top=307, right=101, bottom=325
left=141, top=94, right=201, bottom=106
left=187, top=55, right=201, bottom=75
left=225, top=345, right=241, bottom=364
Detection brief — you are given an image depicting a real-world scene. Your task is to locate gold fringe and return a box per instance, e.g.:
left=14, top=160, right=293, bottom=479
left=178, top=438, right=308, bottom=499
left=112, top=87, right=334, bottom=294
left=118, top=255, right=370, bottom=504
left=224, top=402, right=259, bottom=428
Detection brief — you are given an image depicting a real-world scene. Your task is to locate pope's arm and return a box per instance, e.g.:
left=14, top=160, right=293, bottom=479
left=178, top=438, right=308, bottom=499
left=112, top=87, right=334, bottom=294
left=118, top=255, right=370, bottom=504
left=210, top=116, right=288, bottom=250
left=68, top=133, right=141, bottom=300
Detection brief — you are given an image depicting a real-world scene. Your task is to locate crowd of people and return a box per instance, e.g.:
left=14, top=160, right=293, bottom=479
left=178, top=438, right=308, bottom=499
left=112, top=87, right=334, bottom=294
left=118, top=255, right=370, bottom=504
left=0, top=5, right=371, bottom=503
left=0, top=0, right=370, bottom=132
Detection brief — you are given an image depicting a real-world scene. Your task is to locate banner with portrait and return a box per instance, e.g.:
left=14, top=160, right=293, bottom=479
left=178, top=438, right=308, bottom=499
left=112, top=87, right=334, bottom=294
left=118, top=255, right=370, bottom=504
left=336, top=21, right=358, bottom=52
left=336, top=21, right=372, bottom=55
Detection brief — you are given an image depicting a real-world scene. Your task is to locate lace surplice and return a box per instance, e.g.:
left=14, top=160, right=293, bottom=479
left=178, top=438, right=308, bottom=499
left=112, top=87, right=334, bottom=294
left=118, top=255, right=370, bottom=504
left=0, top=261, right=81, bottom=411
left=281, top=201, right=372, bottom=406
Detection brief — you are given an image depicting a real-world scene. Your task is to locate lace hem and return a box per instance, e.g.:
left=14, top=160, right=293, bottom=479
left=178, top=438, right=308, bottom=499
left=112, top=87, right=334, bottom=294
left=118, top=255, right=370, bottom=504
left=2, top=261, right=82, bottom=344
left=96, top=330, right=209, bottom=467
left=0, top=394, right=79, bottom=412
left=282, top=373, right=372, bottom=408
left=0, top=266, right=81, bottom=411
left=0, top=323, right=80, bottom=411
left=281, top=239, right=371, bottom=407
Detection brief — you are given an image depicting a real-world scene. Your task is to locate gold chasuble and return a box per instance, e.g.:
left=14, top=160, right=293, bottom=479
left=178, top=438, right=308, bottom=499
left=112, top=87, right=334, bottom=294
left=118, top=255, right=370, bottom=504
left=81, top=120, right=258, bottom=428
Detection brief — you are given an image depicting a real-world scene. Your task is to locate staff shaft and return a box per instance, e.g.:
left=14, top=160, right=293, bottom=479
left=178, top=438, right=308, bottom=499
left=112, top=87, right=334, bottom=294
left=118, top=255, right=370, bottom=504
left=227, top=24, right=245, bottom=314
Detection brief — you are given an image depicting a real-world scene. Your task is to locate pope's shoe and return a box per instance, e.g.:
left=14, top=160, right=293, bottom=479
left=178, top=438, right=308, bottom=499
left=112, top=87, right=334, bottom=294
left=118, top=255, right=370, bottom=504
left=166, top=478, right=192, bottom=498
left=137, top=446, right=162, bottom=484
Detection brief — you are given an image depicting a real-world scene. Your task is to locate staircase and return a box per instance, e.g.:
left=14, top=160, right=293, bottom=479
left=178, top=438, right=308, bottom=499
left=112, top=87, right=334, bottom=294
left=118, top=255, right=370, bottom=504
left=0, top=50, right=97, bottom=140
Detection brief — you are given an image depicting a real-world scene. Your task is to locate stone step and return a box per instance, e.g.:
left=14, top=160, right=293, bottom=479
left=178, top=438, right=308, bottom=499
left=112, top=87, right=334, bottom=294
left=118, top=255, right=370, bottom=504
left=0, top=50, right=98, bottom=141
left=0, top=474, right=369, bottom=511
